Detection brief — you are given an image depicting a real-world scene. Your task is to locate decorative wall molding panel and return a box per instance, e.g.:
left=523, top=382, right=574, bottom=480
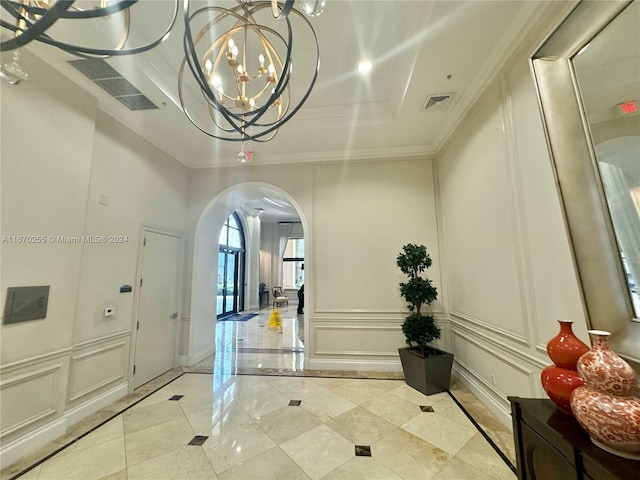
left=498, top=74, right=539, bottom=350
left=450, top=310, right=529, bottom=347
left=313, top=308, right=445, bottom=315
left=451, top=329, right=538, bottom=398
left=0, top=354, right=70, bottom=444
left=311, top=322, right=404, bottom=358
left=453, top=364, right=512, bottom=428
left=452, top=322, right=548, bottom=370
left=67, top=334, right=130, bottom=406
left=308, top=358, right=403, bottom=373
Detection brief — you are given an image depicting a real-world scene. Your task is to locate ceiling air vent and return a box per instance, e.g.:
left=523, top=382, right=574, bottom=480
left=68, top=58, right=158, bottom=111
left=422, top=93, right=455, bottom=112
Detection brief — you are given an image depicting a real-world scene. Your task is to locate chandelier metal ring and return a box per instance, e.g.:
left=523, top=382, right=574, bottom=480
left=0, top=0, right=178, bottom=57
left=179, top=0, right=319, bottom=143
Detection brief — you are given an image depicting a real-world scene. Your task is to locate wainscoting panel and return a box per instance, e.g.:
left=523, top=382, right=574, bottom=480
left=0, top=351, right=70, bottom=443
left=451, top=329, right=536, bottom=398
left=311, top=321, right=404, bottom=358
left=307, top=316, right=452, bottom=373
left=67, top=332, right=131, bottom=407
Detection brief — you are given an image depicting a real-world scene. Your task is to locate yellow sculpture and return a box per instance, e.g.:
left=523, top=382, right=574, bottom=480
left=268, top=307, right=283, bottom=332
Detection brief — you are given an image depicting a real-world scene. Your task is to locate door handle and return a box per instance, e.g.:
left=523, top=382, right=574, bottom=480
left=169, top=313, right=178, bottom=319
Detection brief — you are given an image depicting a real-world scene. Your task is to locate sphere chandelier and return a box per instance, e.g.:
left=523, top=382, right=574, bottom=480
left=179, top=0, right=320, bottom=143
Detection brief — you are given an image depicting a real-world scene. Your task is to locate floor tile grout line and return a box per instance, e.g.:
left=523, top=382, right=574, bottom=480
left=9, top=372, right=188, bottom=480
left=446, top=391, right=516, bottom=475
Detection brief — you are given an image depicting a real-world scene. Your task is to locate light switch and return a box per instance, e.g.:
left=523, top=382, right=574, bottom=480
left=104, top=306, right=116, bottom=317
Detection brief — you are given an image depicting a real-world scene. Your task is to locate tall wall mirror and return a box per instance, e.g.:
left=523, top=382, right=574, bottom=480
left=531, top=0, right=639, bottom=369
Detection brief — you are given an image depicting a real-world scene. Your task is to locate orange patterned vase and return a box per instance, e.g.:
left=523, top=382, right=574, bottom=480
left=541, top=321, right=590, bottom=415
left=570, top=330, right=640, bottom=460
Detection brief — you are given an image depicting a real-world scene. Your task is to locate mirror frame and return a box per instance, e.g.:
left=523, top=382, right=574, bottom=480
left=531, top=0, right=639, bottom=365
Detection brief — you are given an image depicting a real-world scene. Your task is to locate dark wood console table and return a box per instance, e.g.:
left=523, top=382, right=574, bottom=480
left=509, top=397, right=638, bottom=480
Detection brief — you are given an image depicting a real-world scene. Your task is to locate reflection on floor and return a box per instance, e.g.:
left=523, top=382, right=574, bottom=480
left=1, top=309, right=517, bottom=480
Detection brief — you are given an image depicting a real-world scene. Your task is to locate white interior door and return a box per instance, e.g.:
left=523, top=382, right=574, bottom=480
left=133, top=230, right=181, bottom=388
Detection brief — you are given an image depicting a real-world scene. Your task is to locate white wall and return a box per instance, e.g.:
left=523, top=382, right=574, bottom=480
left=186, top=158, right=442, bottom=372
left=437, top=51, right=587, bottom=425
left=0, top=50, right=188, bottom=466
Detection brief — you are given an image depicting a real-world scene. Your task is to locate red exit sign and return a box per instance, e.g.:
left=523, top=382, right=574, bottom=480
left=618, top=101, right=637, bottom=114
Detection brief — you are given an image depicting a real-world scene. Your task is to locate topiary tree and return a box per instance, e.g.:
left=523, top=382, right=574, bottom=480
left=397, top=244, right=440, bottom=357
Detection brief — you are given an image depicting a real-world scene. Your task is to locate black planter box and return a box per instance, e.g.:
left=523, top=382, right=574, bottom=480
left=398, top=346, right=454, bottom=396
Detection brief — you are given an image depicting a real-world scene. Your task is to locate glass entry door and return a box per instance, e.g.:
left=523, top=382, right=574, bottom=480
left=217, top=249, right=239, bottom=317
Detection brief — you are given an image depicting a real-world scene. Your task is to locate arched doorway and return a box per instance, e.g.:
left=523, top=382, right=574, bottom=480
left=188, top=182, right=309, bottom=369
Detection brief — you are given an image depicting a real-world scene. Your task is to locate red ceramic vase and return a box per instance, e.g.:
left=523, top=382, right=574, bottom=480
left=546, top=320, right=590, bottom=370
left=540, top=365, right=584, bottom=415
left=541, top=321, right=590, bottom=416
left=570, top=330, right=640, bottom=460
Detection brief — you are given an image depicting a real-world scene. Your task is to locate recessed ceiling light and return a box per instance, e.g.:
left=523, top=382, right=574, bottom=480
left=358, top=60, right=372, bottom=75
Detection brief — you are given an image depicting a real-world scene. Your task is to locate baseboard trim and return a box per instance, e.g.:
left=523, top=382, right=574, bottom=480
left=308, top=358, right=403, bottom=373
left=63, top=382, right=129, bottom=427
left=0, top=417, right=67, bottom=469
left=453, top=364, right=512, bottom=429
left=187, top=346, right=215, bottom=367
left=176, top=355, right=188, bottom=367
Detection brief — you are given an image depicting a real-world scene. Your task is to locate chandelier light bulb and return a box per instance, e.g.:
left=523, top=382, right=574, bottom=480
left=258, top=54, right=265, bottom=67
left=237, top=147, right=248, bottom=163
left=205, top=59, right=212, bottom=73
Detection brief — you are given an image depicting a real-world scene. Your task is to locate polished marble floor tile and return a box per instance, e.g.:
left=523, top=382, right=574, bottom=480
left=319, top=456, right=402, bottom=480
left=37, top=437, right=125, bottom=480
left=124, top=416, right=196, bottom=467
left=454, top=433, right=517, bottom=480
left=280, top=425, right=354, bottom=480
left=126, top=444, right=218, bottom=480
left=325, top=406, right=396, bottom=445
left=202, top=421, right=276, bottom=474
left=372, top=428, right=452, bottom=480
left=217, top=447, right=308, bottom=480
left=361, top=391, right=423, bottom=427
left=255, top=405, right=321, bottom=444
left=402, top=409, right=478, bottom=455
left=4, top=310, right=516, bottom=480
